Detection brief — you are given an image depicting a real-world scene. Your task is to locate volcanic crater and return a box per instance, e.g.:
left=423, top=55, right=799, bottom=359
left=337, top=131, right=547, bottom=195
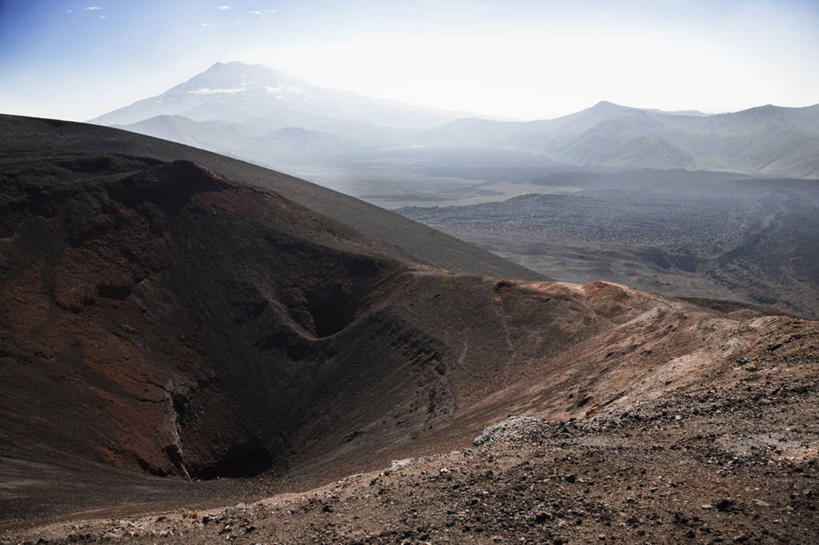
left=1, top=119, right=817, bottom=542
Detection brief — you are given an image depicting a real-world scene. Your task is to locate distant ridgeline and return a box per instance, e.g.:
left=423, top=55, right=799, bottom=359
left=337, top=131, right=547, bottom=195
left=92, top=62, right=819, bottom=179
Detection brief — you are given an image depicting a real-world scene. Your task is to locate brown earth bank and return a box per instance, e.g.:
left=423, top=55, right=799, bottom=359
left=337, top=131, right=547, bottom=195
left=1, top=131, right=817, bottom=542
left=3, top=328, right=817, bottom=544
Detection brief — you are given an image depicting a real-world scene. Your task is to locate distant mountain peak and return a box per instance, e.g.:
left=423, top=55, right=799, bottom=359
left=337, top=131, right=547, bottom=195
left=588, top=101, right=637, bottom=113
left=581, top=101, right=649, bottom=118
left=741, top=104, right=777, bottom=114
left=204, top=60, right=272, bottom=74
left=90, top=60, right=465, bottom=129
left=210, top=60, right=249, bottom=68
left=155, top=62, right=312, bottom=102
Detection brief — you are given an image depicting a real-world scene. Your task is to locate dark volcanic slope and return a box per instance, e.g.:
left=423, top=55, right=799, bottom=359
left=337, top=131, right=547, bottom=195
left=1, top=136, right=817, bottom=533
left=0, top=154, right=406, bottom=476
left=0, top=114, right=540, bottom=281
left=3, top=149, right=569, bottom=521
left=11, top=330, right=819, bottom=544
left=0, top=151, right=479, bottom=521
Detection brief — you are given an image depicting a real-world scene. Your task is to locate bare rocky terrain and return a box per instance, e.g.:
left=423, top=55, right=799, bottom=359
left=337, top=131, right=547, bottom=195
left=4, top=320, right=818, bottom=544
left=398, top=170, right=819, bottom=320
left=1, top=117, right=817, bottom=544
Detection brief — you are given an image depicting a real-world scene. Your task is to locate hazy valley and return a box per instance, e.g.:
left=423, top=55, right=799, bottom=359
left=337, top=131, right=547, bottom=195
left=398, top=169, right=819, bottom=319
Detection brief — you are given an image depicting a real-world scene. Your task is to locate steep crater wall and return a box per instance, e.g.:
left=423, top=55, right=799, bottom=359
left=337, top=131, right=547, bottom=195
left=1, top=151, right=793, bottom=494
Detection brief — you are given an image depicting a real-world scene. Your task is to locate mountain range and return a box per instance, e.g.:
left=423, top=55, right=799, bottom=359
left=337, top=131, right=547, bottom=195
left=91, top=62, right=819, bottom=179
left=429, top=101, right=819, bottom=178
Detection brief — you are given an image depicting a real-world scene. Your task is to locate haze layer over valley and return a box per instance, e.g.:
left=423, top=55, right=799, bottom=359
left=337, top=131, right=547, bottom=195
left=94, top=62, right=819, bottom=183
left=399, top=170, right=819, bottom=319
left=91, top=62, right=819, bottom=319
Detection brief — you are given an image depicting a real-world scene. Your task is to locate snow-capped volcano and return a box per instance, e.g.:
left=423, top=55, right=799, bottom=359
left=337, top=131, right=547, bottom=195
left=165, top=62, right=309, bottom=97
left=91, top=61, right=461, bottom=130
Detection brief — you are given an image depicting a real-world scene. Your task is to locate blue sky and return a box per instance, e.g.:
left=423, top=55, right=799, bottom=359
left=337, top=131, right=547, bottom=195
left=1, top=0, right=818, bottom=121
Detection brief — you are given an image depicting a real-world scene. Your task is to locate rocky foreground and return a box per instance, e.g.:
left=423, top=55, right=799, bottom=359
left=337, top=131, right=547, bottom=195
left=5, top=327, right=817, bottom=545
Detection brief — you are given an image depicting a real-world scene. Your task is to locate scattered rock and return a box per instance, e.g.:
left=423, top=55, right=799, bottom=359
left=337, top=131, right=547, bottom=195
left=715, top=499, right=736, bottom=512
left=473, top=416, right=553, bottom=446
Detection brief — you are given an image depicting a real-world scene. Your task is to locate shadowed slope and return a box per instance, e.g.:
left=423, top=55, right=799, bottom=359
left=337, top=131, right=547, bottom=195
left=0, top=114, right=542, bottom=281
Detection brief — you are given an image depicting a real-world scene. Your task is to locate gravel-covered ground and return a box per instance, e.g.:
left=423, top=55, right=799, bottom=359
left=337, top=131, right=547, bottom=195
left=5, top=341, right=816, bottom=545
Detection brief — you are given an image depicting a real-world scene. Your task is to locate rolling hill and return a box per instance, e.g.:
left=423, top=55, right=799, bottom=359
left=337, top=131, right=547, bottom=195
left=113, top=115, right=369, bottom=163
left=0, top=114, right=539, bottom=281
left=425, top=101, right=819, bottom=178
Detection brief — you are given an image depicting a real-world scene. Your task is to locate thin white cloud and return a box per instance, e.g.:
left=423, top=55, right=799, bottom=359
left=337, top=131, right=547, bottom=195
left=84, top=6, right=102, bottom=10
left=248, top=9, right=275, bottom=15
left=249, top=10, right=262, bottom=15
left=65, top=8, right=73, bottom=12
left=201, top=22, right=213, bottom=27
left=98, top=15, right=106, bottom=19
left=217, top=5, right=230, bottom=10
